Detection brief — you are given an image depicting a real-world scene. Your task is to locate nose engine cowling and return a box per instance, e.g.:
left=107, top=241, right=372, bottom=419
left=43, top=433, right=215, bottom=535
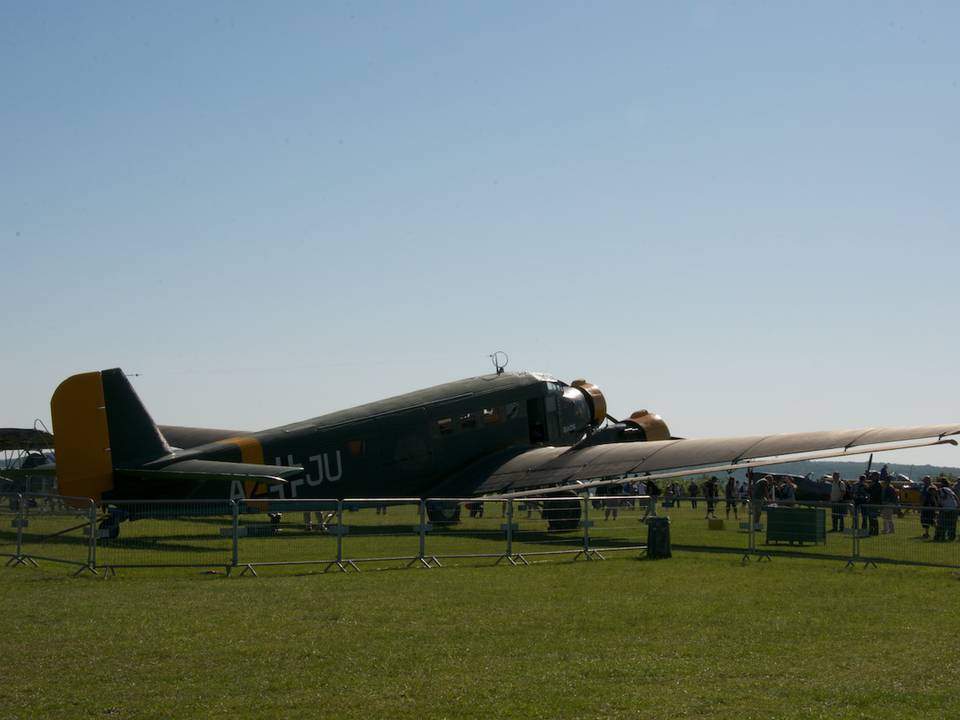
left=559, top=378, right=672, bottom=444
left=570, top=379, right=607, bottom=426
left=557, top=379, right=607, bottom=440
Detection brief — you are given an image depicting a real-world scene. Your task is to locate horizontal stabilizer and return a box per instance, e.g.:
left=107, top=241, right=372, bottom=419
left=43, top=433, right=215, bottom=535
left=116, top=459, right=304, bottom=485
left=0, top=463, right=57, bottom=478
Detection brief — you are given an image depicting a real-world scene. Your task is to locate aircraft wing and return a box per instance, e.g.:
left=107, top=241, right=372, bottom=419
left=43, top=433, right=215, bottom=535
left=0, top=428, right=54, bottom=451
left=476, top=424, right=960, bottom=497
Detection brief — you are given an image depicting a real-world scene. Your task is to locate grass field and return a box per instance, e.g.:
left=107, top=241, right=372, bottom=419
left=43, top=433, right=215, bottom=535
left=2, top=548, right=959, bottom=719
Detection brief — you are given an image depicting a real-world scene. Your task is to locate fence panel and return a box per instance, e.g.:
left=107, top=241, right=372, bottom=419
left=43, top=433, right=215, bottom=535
left=511, top=497, right=588, bottom=561
left=338, top=499, right=422, bottom=568
left=235, top=499, right=339, bottom=571
left=656, top=495, right=751, bottom=552
left=19, top=494, right=94, bottom=569
left=0, top=494, right=20, bottom=561
left=587, top=495, right=648, bottom=555
left=746, top=502, right=857, bottom=562
left=8, top=491, right=960, bottom=575
left=421, top=498, right=509, bottom=564
left=855, top=503, right=960, bottom=568
left=97, top=500, right=234, bottom=570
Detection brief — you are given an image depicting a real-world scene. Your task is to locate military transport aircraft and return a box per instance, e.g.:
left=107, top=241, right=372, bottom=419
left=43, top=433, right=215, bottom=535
left=8, top=367, right=960, bottom=534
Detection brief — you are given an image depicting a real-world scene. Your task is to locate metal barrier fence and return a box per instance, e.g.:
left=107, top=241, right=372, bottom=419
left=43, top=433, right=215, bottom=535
left=1, top=493, right=21, bottom=562
left=747, top=500, right=855, bottom=563
left=97, top=500, right=234, bottom=573
left=2, top=494, right=958, bottom=575
left=4, top=493, right=97, bottom=575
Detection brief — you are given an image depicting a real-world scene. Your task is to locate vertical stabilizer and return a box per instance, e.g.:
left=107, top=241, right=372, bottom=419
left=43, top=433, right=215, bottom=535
left=100, top=369, right=170, bottom=465
left=51, top=369, right=171, bottom=501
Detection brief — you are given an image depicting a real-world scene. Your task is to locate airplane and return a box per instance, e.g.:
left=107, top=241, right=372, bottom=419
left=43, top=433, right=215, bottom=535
left=8, top=366, right=960, bottom=537
left=0, top=427, right=55, bottom=495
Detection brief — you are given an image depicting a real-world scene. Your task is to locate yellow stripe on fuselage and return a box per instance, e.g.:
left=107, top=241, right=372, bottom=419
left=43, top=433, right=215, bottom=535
left=219, top=435, right=266, bottom=499
left=220, top=435, right=265, bottom=465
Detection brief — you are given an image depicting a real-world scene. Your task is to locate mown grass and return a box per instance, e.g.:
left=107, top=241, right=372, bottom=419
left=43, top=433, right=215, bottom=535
left=1, top=550, right=959, bottom=720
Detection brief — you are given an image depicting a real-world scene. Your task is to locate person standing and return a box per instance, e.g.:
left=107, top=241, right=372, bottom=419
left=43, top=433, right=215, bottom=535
left=920, top=476, right=936, bottom=539
left=829, top=472, right=847, bottom=532
left=704, top=476, right=719, bottom=519
left=645, top=479, right=661, bottom=519
left=867, top=475, right=883, bottom=536
left=779, top=477, right=797, bottom=506
left=853, top=476, right=868, bottom=534
left=752, top=475, right=771, bottom=526
left=938, top=480, right=958, bottom=542
left=881, top=478, right=897, bottom=534
left=604, top=482, right=623, bottom=521
left=724, top=476, right=738, bottom=520
left=688, top=479, right=699, bottom=510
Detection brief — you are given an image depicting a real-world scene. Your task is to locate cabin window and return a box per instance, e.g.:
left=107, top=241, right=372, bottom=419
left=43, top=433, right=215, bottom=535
left=436, top=418, right=453, bottom=435
left=482, top=407, right=500, bottom=425
left=460, top=412, right=477, bottom=429
left=505, top=402, right=520, bottom=420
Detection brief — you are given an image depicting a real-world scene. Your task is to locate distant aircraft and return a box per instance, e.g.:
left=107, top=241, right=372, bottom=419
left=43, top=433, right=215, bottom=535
left=10, top=367, right=960, bottom=536
left=0, top=427, right=55, bottom=494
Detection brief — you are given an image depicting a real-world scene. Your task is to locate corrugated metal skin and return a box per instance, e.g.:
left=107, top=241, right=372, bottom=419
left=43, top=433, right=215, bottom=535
left=477, top=424, right=960, bottom=494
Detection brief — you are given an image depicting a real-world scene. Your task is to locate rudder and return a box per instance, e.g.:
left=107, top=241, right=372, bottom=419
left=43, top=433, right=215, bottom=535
left=51, top=369, right=170, bottom=501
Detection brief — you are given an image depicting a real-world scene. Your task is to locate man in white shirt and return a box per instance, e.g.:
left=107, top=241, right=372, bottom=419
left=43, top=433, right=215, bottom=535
left=829, top=472, right=847, bottom=532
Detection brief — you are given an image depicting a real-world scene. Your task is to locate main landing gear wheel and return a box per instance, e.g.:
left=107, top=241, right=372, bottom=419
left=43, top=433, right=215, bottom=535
left=542, top=494, right=582, bottom=532
left=425, top=501, right=461, bottom=526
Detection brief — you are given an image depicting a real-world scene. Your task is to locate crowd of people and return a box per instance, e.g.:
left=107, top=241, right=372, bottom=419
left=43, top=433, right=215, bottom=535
left=592, top=469, right=960, bottom=541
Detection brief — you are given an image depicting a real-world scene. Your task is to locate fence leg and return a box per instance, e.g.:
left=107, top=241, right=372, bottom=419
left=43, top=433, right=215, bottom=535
left=496, top=499, right=518, bottom=566
left=409, top=500, right=433, bottom=569
left=71, top=500, right=99, bottom=576
left=844, top=502, right=857, bottom=569
left=89, top=500, right=98, bottom=573
left=228, top=500, right=240, bottom=576
left=742, top=499, right=754, bottom=564
left=576, top=495, right=598, bottom=561
left=327, top=500, right=357, bottom=572
left=6, top=494, right=37, bottom=568
left=582, top=495, right=591, bottom=559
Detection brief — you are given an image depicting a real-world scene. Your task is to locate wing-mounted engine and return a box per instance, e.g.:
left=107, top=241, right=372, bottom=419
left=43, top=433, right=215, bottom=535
left=570, top=408, right=672, bottom=449
left=622, top=410, right=671, bottom=441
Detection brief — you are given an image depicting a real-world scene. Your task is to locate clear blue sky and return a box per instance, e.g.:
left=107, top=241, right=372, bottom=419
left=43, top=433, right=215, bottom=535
left=3, top=2, right=958, bottom=467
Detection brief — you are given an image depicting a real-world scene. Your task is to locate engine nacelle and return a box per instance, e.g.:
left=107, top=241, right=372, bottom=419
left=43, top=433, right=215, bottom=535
left=622, top=410, right=671, bottom=441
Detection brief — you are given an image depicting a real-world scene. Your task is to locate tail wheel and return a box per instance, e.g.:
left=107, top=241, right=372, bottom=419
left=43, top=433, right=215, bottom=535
left=98, top=515, right=120, bottom=540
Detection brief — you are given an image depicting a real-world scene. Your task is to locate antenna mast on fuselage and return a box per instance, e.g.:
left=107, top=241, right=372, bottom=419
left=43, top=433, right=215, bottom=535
left=490, top=351, right=509, bottom=376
